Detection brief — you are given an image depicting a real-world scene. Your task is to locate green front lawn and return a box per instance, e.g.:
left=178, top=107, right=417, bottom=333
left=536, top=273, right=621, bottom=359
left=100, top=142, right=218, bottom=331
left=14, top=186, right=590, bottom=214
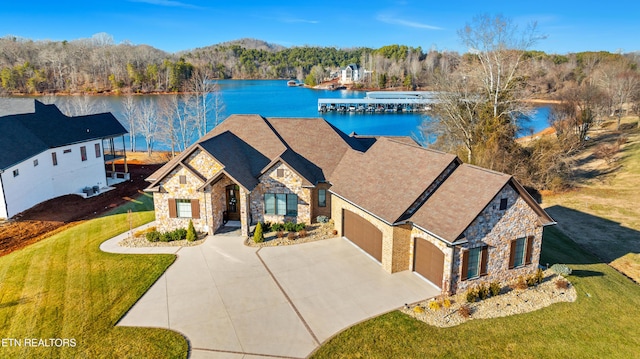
left=0, top=193, right=188, bottom=358
left=311, top=226, right=640, bottom=358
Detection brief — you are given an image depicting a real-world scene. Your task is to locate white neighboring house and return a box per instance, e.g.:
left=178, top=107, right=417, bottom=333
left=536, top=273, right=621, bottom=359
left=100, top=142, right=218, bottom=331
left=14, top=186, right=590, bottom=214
left=0, top=100, right=128, bottom=219
left=340, top=63, right=361, bottom=84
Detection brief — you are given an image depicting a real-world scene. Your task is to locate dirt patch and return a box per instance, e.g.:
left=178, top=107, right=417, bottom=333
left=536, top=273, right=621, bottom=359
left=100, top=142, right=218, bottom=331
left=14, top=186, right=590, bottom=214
left=0, top=155, right=165, bottom=257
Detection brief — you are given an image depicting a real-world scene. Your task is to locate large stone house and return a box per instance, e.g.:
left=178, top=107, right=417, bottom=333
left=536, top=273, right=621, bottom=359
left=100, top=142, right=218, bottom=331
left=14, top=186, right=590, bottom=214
left=146, top=114, right=555, bottom=294
left=0, top=100, right=128, bottom=219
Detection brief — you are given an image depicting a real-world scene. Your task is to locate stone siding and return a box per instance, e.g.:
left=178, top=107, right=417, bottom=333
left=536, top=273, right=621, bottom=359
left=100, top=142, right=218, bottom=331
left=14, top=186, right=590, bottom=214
left=452, top=184, right=543, bottom=293
left=184, top=148, right=223, bottom=179
left=154, top=165, right=212, bottom=234
left=250, top=162, right=311, bottom=225
left=410, top=227, right=454, bottom=292
left=207, top=176, right=235, bottom=234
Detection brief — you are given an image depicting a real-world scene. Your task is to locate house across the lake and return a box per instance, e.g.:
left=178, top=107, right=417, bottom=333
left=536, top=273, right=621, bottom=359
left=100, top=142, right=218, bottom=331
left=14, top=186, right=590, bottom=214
left=145, top=114, right=555, bottom=294
left=0, top=100, right=128, bottom=219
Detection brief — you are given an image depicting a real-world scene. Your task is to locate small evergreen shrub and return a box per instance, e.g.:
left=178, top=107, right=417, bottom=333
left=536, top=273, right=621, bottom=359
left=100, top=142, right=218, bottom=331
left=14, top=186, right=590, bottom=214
left=298, top=229, right=307, bottom=238
left=317, top=215, right=329, bottom=223
left=295, top=223, right=306, bottom=231
left=262, top=221, right=272, bottom=232
left=551, top=263, right=572, bottom=276
left=465, top=287, right=478, bottom=303
left=160, top=232, right=172, bottom=242
left=271, top=223, right=285, bottom=232
left=428, top=300, right=441, bottom=311
left=489, top=281, right=501, bottom=297
left=458, top=305, right=472, bottom=318
left=172, top=228, right=187, bottom=241
left=146, top=230, right=161, bottom=242
left=186, top=220, right=197, bottom=242
left=253, top=222, right=264, bottom=243
left=556, top=278, right=570, bottom=289
left=477, top=283, right=490, bottom=300
left=287, top=231, right=296, bottom=240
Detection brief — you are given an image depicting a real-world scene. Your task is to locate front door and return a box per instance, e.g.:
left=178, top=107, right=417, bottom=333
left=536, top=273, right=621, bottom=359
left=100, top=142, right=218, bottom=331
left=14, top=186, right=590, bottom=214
left=226, top=185, right=240, bottom=221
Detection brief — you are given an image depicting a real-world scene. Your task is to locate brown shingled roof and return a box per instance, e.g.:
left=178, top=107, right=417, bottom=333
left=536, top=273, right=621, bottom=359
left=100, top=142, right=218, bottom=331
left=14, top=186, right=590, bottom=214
left=409, top=164, right=512, bottom=241
left=330, top=137, right=458, bottom=224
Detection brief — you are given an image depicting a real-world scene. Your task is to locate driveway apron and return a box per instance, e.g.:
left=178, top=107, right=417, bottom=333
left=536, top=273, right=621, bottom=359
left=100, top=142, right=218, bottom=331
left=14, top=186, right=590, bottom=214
left=112, top=232, right=440, bottom=358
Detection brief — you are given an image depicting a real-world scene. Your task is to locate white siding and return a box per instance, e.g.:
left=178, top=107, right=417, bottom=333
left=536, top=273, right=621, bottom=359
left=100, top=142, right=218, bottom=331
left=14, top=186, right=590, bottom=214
left=1, top=140, right=107, bottom=218
left=0, top=175, right=7, bottom=219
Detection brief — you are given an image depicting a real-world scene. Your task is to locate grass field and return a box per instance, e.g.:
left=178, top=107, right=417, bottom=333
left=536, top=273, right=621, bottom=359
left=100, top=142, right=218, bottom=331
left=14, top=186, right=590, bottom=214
left=311, top=226, right=640, bottom=358
left=0, top=193, right=188, bottom=358
left=543, top=116, right=640, bottom=282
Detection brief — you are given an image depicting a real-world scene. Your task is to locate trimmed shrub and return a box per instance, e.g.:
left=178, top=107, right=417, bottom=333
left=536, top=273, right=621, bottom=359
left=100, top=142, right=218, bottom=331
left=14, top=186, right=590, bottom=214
left=135, top=226, right=156, bottom=237
left=271, top=223, right=285, bottom=232
left=287, top=231, right=296, bottom=240
left=413, top=306, right=425, bottom=314
left=298, top=229, right=307, bottom=238
left=295, top=222, right=306, bottom=231
left=276, top=230, right=285, bottom=239
left=551, top=263, right=572, bottom=276
left=262, top=221, right=272, bottom=233
left=146, top=230, right=161, bottom=242
left=489, top=281, right=501, bottom=297
left=172, top=228, right=187, bottom=241
left=465, top=287, right=478, bottom=303
left=477, top=283, right=490, bottom=300
left=186, top=220, right=197, bottom=242
left=253, top=222, right=264, bottom=243
left=332, top=229, right=338, bottom=236
left=317, top=215, right=329, bottom=223
left=160, top=232, right=172, bottom=242
left=458, top=305, right=472, bottom=318
left=428, top=300, right=441, bottom=311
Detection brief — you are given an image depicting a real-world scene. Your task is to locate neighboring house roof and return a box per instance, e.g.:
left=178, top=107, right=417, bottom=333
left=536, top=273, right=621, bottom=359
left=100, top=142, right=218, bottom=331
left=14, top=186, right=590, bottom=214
left=0, top=100, right=127, bottom=171
left=329, top=137, right=459, bottom=224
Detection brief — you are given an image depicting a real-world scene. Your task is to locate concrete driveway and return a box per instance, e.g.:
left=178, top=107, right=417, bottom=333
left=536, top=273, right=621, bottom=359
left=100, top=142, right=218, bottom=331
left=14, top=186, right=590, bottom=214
left=105, top=230, right=439, bottom=358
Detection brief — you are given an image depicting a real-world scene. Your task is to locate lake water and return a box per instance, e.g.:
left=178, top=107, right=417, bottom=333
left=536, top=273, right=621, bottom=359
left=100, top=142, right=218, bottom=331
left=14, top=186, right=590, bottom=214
left=41, top=79, right=551, bottom=151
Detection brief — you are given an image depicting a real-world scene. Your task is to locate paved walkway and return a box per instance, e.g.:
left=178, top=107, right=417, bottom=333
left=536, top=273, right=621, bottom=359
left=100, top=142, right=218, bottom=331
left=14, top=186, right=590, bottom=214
left=101, top=224, right=440, bottom=359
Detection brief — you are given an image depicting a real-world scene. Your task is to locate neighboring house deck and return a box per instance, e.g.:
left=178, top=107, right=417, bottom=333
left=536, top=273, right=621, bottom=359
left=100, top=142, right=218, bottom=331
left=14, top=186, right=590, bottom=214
left=146, top=114, right=555, bottom=294
left=0, top=100, right=128, bottom=219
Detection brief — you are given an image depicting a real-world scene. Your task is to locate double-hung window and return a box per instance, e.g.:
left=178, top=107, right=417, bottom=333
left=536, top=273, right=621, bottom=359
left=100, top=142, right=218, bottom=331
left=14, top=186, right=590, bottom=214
left=509, top=236, right=534, bottom=269
left=80, top=146, right=87, bottom=161
left=264, top=193, right=298, bottom=216
left=462, top=246, right=488, bottom=281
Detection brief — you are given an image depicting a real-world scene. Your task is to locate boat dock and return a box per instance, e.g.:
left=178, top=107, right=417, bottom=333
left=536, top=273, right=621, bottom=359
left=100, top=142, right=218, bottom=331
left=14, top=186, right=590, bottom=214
left=318, top=91, right=439, bottom=113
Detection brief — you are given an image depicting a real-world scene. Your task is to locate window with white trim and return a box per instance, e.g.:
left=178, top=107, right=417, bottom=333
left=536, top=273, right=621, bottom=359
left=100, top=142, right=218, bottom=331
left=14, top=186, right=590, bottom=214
left=176, top=199, right=192, bottom=218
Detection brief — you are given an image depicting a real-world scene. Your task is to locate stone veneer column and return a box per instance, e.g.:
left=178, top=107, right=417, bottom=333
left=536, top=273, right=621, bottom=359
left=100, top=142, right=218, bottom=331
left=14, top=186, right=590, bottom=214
left=239, top=187, right=250, bottom=237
